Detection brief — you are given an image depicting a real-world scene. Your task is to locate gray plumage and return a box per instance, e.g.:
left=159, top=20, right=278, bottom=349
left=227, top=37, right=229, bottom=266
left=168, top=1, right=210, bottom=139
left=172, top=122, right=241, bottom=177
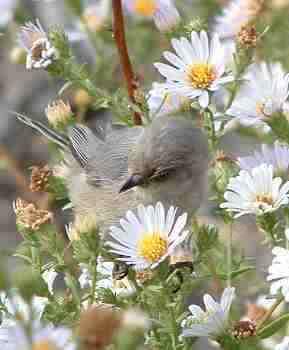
left=16, top=113, right=209, bottom=234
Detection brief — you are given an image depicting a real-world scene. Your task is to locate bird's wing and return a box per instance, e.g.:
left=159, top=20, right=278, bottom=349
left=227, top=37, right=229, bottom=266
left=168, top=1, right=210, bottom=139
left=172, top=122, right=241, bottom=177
left=68, top=124, right=143, bottom=186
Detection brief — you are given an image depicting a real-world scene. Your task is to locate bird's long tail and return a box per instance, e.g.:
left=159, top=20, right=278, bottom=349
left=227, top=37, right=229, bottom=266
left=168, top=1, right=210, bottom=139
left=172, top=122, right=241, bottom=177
left=13, top=112, right=70, bottom=151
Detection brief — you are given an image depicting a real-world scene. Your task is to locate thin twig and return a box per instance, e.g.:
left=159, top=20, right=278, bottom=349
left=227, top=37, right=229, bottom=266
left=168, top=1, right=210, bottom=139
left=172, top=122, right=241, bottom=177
left=112, top=0, right=142, bottom=125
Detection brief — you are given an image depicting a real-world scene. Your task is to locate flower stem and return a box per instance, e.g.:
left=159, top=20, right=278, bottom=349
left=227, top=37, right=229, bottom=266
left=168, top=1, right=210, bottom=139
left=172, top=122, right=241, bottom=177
left=112, top=0, right=142, bottom=125
left=257, top=295, right=284, bottom=330
left=90, top=258, right=97, bottom=305
left=227, top=222, right=233, bottom=287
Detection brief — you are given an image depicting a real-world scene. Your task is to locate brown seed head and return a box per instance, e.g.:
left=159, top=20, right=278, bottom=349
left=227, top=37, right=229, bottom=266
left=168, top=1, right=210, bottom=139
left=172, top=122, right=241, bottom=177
left=78, top=305, right=121, bottom=350
left=13, top=198, right=53, bottom=231
left=45, top=100, right=72, bottom=128
left=232, top=320, right=257, bottom=339
left=237, top=24, right=258, bottom=48
left=30, top=165, right=52, bottom=192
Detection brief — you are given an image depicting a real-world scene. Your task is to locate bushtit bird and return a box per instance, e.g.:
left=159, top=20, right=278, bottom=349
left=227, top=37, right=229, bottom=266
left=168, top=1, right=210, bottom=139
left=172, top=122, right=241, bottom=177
left=16, top=114, right=209, bottom=234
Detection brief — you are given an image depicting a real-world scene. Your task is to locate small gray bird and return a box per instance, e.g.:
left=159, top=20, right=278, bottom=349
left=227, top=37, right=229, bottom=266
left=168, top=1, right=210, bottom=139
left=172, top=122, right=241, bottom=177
left=16, top=113, right=209, bottom=234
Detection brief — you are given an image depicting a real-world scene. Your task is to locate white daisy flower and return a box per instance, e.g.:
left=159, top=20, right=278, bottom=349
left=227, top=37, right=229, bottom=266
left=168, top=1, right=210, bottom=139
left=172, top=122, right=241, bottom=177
left=267, top=229, right=289, bottom=302
left=276, top=337, right=289, bottom=350
left=123, top=0, right=180, bottom=32
left=181, top=287, right=235, bottom=338
left=227, top=62, right=289, bottom=128
left=238, top=141, right=289, bottom=176
left=0, top=323, right=76, bottom=350
left=220, top=164, right=289, bottom=218
left=42, top=266, right=57, bottom=295
left=106, top=202, right=189, bottom=270
left=148, top=82, right=190, bottom=117
left=214, top=0, right=263, bottom=40
left=154, top=31, right=234, bottom=108
left=0, top=291, right=48, bottom=328
left=18, top=19, right=58, bottom=70
left=0, top=0, right=17, bottom=28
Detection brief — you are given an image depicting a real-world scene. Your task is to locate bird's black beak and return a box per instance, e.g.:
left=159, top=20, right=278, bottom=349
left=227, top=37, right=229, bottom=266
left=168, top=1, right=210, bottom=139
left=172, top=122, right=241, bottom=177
left=119, top=174, right=145, bottom=193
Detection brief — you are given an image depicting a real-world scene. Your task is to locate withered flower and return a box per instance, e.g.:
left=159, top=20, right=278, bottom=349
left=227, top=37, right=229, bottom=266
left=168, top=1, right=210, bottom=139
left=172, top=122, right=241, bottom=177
left=13, top=198, right=53, bottom=231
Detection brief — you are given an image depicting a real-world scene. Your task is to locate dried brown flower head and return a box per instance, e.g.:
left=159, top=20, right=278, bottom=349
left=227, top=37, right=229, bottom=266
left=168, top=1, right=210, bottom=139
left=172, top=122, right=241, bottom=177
left=237, top=24, right=258, bottom=48
left=78, top=305, right=121, bottom=350
left=13, top=198, right=53, bottom=231
left=232, top=320, right=257, bottom=339
left=45, top=100, right=73, bottom=128
left=30, top=165, right=52, bottom=192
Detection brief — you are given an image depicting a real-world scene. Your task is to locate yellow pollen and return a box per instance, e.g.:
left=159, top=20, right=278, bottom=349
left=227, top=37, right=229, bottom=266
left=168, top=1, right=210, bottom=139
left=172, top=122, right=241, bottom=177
left=256, top=102, right=270, bottom=118
left=256, top=194, right=273, bottom=206
left=32, top=340, right=57, bottom=350
left=135, top=0, right=157, bottom=16
left=137, top=233, right=168, bottom=263
left=187, top=63, right=216, bottom=89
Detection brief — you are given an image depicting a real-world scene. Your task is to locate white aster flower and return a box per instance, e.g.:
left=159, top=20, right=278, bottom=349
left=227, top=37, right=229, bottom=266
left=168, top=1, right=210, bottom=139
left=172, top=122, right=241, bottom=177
left=214, top=0, right=264, bottom=40
left=182, top=287, right=235, bottom=338
left=276, top=337, right=289, bottom=350
left=0, top=0, right=17, bottom=28
left=148, top=82, right=190, bottom=117
left=227, top=62, right=289, bottom=128
left=18, top=19, right=58, bottom=70
left=0, top=323, right=76, bottom=350
left=154, top=31, right=234, bottom=108
left=42, top=266, right=57, bottom=295
left=0, top=291, right=48, bottom=328
left=238, top=141, right=289, bottom=176
left=106, top=202, right=189, bottom=270
left=267, top=229, right=289, bottom=302
left=123, top=0, right=180, bottom=32
left=220, top=164, right=289, bottom=217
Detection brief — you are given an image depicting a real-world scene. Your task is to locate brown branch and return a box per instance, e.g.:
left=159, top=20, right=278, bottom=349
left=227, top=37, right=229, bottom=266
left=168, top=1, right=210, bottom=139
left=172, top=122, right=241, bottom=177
left=112, top=0, right=142, bottom=125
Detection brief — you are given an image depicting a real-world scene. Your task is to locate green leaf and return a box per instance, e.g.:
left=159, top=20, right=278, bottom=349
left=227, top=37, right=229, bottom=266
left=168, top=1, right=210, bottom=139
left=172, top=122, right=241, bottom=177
left=218, top=266, right=255, bottom=280
left=257, top=314, right=289, bottom=339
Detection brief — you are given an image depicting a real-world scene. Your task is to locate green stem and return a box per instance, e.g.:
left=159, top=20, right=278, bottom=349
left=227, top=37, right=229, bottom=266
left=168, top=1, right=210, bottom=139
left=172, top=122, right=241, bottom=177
left=89, top=259, right=97, bottom=305
left=227, top=223, right=233, bottom=287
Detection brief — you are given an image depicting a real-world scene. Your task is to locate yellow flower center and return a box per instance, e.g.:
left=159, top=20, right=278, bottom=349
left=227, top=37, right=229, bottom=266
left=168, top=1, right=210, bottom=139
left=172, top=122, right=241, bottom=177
left=135, top=0, right=157, bottom=16
left=32, top=340, right=57, bottom=350
left=255, top=194, right=273, bottom=206
left=187, top=63, right=216, bottom=89
left=137, top=233, right=168, bottom=263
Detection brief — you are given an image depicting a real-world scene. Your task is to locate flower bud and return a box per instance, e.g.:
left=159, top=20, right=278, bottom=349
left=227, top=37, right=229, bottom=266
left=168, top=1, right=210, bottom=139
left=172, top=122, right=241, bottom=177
left=9, top=47, right=26, bottom=65
left=73, top=89, right=93, bottom=109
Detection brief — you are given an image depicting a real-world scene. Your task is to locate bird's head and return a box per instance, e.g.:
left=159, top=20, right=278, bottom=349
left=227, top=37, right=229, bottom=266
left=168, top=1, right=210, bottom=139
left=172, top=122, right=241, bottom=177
left=119, top=116, right=209, bottom=194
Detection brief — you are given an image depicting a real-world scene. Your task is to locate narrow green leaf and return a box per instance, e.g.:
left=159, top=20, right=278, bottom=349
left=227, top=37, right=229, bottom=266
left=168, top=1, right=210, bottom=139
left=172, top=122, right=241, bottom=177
left=258, top=314, right=289, bottom=339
